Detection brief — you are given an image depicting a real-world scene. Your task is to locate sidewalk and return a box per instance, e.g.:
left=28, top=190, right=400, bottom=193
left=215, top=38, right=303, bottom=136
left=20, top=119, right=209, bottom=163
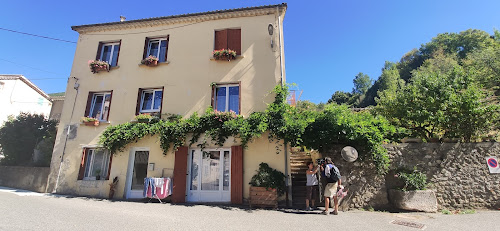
left=0, top=186, right=498, bottom=230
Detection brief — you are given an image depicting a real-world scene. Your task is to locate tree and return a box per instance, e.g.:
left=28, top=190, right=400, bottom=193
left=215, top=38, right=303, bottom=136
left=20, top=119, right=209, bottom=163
left=0, top=113, right=58, bottom=166
left=327, top=91, right=353, bottom=105
left=376, top=64, right=498, bottom=141
left=352, top=72, right=372, bottom=95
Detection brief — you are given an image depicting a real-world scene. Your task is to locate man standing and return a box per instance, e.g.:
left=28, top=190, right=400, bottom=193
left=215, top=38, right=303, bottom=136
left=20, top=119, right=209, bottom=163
left=305, top=161, right=319, bottom=211
left=320, top=157, right=341, bottom=215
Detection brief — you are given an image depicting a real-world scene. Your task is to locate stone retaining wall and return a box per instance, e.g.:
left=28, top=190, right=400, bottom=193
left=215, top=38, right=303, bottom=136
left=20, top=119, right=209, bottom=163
left=310, top=142, right=500, bottom=210
left=0, top=166, right=50, bottom=192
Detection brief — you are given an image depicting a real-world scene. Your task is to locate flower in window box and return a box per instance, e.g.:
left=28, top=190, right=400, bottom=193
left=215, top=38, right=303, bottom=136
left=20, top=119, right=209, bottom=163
left=81, top=117, right=99, bottom=126
left=141, top=55, right=159, bottom=66
left=212, top=49, right=237, bottom=61
left=134, top=113, right=153, bottom=123
left=88, top=60, right=110, bottom=73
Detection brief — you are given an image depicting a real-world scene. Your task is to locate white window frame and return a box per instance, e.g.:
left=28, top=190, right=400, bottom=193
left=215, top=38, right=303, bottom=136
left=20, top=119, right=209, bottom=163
left=146, top=38, right=168, bottom=61
left=214, top=84, right=239, bottom=114
left=99, top=42, right=120, bottom=66
left=88, top=92, right=112, bottom=121
left=139, top=89, right=163, bottom=113
left=83, top=148, right=110, bottom=180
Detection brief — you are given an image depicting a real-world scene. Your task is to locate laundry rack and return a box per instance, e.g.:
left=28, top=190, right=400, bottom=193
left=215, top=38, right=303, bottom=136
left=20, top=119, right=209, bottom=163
left=143, top=177, right=172, bottom=203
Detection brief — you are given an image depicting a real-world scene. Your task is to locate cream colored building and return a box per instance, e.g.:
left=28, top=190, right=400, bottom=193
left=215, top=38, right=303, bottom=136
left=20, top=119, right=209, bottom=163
left=47, top=4, right=289, bottom=204
left=0, top=75, right=52, bottom=125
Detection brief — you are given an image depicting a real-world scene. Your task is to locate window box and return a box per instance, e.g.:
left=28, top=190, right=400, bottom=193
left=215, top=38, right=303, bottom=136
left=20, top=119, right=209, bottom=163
left=213, top=49, right=237, bottom=61
left=81, top=117, right=100, bottom=126
left=88, top=60, right=110, bottom=74
left=141, top=55, right=159, bottom=67
left=83, top=120, right=100, bottom=126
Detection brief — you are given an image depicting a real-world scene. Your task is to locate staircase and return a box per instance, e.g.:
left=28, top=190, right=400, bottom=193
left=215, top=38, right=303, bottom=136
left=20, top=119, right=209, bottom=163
left=290, top=152, right=313, bottom=208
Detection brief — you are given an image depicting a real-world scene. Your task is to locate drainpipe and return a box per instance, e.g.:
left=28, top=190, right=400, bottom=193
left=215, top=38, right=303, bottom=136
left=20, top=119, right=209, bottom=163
left=276, top=5, right=290, bottom=207
left=52, top=77, right=79, bottom=193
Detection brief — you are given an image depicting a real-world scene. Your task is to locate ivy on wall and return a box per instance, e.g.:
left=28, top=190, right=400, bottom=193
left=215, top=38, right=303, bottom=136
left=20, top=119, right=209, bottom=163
left=99, top=84, right=398, bottom=174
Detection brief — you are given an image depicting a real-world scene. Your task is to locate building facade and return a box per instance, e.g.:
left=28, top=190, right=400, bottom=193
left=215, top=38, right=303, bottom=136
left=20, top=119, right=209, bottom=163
left=47, top=4, right=289, bottom=204
left=0, top=75, right=52, bottom=125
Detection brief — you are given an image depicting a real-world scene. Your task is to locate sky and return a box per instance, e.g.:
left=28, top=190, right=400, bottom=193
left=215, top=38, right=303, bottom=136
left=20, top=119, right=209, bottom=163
left=1, top=0, right=499, bottom=103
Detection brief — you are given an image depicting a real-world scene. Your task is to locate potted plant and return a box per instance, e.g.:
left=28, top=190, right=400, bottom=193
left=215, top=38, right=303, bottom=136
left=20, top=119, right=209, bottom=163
left=95, top=169, right=101, bottom=180
left=212, top=49, right=237, bottom=61
left=88, top=60, right=110, bottom=73
left=81, top=117, right=99, bottom=126
left=141, top=55, right=159, bottom=66
left=388, top=168, right=438, bottom=212
left=135, top=113, right=153, bottom=123
left=249, top=162, right=285, bottom=208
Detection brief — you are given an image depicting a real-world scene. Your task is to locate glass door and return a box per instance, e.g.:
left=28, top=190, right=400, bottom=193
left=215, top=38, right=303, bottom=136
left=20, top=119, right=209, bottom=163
left=131, top=151, right=149, bottom=190
left=187, top=149, right=230, bottom=202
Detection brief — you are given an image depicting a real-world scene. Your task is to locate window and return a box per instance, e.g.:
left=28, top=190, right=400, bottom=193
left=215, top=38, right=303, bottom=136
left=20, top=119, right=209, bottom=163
left=144, top=36, right=169, bottom=62
left=214, top=29, right=241, bottom=55
left=78, top=148, right=111, bottom=180
left=97, top=41, right=121, bottom=67
left=213, top=84, right=240, bottom=114
left=85, top=92, right=112, bottom=121
left=137, top=88, right=163, bottom=114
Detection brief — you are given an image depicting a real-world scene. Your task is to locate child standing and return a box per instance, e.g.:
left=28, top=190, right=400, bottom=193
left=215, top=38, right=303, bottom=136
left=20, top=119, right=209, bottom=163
left=305, top=161, right=319, bottom=211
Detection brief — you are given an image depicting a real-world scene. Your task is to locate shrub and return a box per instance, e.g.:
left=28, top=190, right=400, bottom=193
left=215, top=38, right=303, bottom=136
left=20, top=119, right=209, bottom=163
left=249, top=163, right=286, bottom=195
left=395, top=168, right=428, bottom=191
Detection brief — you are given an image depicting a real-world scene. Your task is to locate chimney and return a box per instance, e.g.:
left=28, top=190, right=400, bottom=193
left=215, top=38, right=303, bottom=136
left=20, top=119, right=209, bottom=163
left=120, top=16, right=126, bottom=22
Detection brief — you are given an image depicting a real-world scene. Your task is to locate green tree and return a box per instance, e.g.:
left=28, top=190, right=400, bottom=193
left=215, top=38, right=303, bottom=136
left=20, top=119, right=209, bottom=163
left=0, top=113, right=57, bottom=166
left=327, top=91, right=353, bottom=105
left=377, top=64, right=497, bottom=141
left=352, top=72, right=372, bottom=95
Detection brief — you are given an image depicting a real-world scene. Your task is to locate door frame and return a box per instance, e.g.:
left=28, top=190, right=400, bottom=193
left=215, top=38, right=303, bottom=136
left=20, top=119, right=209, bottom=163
left=124, top=147, right=150, bottom=199
left=186, top=148, right=231, bottom=202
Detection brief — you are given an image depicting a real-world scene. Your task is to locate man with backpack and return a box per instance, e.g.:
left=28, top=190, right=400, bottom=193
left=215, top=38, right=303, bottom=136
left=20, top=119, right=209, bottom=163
left=320, top=157, right=342, bottom=215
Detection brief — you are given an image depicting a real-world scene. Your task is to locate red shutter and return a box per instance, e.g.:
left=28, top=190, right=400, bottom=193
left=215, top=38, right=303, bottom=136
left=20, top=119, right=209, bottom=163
left=172, top=146, right=188, bottom=203
left=164, top=36, right=169, bottom=61
left=106, top=90, right=113, bottom=121
left=106, top=153, right=113, bottom=180
left=231, top=145, right=243, bottom=204
left=227, top=29, right=241, bottom=55
left=159, top=86, right=164, bottom=114
left=77, top=148, right=88, bottom=180
left=143, top=37, right=150, bottom=59
left=115, top=40, right=122, bottom=66
left=84, top=92, right=94, bottom=117
left=135, top=88, right=142, bottom=115
left=214, top=30, right=228, bottom=50
left=211, top=85, right=215, bottom=109
left=96, top=42, right=103, bottom=60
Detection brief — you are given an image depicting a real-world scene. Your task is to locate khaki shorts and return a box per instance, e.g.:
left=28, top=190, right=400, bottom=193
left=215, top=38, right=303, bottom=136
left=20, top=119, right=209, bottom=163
left=324, top=182, right=338, bottom=198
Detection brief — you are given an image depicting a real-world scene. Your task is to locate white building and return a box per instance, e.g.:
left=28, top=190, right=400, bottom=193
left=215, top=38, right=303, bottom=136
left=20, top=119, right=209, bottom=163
left=0, top=75, right=52, bottom=125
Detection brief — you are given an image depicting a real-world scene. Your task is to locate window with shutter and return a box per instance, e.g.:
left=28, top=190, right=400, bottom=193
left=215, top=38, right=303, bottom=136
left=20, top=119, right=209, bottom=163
left=214, top=29, right=241, bottom=55
left=85, top=91, right=113, bottom=121
left=143, top=36, right=169, bottom=62
left=96, top=41, right=121, bottom=67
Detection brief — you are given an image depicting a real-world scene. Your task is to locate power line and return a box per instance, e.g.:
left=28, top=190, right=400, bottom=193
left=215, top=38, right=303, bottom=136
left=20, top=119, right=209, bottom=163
left=0, top=27, right=77, bottom=44
left=0, top=58, right=67, bottom=76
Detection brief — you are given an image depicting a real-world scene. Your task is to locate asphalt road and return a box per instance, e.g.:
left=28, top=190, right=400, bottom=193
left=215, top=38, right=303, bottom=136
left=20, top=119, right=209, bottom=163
left=0, top=187, right=498, bottom=231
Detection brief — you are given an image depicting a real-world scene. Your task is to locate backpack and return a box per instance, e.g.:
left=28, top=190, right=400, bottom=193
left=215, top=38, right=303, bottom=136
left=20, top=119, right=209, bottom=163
left=326, top=164, right=340, bottom=183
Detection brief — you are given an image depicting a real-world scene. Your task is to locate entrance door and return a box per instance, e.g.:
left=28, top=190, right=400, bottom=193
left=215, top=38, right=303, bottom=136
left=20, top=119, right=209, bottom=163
left=187, top=149, right=230, bottom=202
left=125, top=148, right=149, bottom=199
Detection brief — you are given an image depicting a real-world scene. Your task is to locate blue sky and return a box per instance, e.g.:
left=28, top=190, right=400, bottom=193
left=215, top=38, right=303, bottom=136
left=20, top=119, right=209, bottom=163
left=1, top=0, right=499, bottom=103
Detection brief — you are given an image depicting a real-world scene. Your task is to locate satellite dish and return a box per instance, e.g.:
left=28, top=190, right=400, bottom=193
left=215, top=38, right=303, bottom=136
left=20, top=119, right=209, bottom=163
left=341, top=146, right=358, bottom=162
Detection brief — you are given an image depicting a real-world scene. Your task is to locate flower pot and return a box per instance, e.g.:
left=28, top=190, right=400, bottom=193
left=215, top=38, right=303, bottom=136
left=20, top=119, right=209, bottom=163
left=249, top=186, right=278, bottom=209
left=147, top=60, right=158, bottom=66
left=96, top=175, right=101, bottom=180
left=92, top=66, right=108, bottom=73
left=84, top=121, right=99, bottom=126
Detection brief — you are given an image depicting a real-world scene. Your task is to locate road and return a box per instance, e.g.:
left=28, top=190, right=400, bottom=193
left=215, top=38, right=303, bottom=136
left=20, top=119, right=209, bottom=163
left=0, top=187, right=498, bottom=231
